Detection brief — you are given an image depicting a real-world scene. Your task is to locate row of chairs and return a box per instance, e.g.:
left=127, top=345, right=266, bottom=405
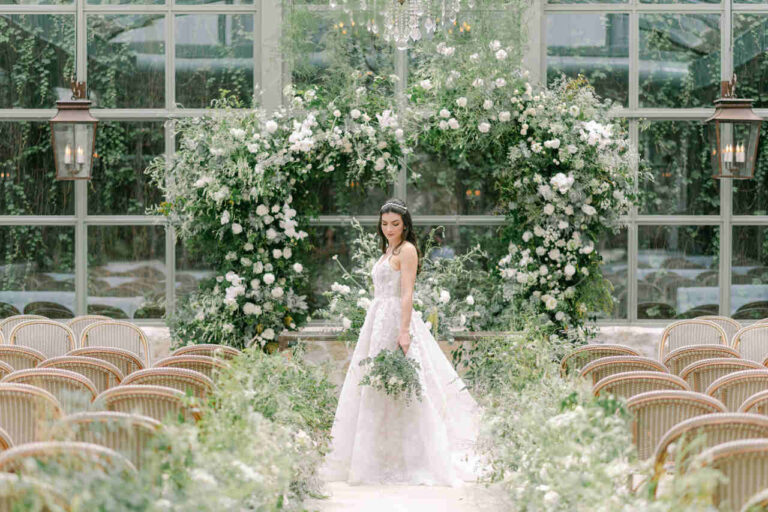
left=659, top=317, right=768, bottom=362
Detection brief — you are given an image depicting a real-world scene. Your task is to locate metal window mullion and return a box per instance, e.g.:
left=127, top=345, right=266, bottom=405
left=0, top=5, right=75, bottom=13
left=628, top=120, right=638, bottom=322
left=395, top=48, right=407, bottom=201
left=85, top=215, right=166, bottom=224
left=261, top=0, right=281, bottom=111
left=629, top=6, right=638, bottom=111
left=720, top=0, right=732, bottom=317
left=634, top=215, right=722, bottom=225
left=164, top=113, right=176, bottom=315
left=310, top=215, right=506, bottom=225
left=732, top=216, right=768, bottom=225
left=166, top=6, right=174, bottom=112
left=74, top=0, right=88, bottom=316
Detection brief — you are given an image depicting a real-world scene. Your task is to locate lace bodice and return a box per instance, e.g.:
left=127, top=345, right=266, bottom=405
left=372, top=253, right=401, bottom=299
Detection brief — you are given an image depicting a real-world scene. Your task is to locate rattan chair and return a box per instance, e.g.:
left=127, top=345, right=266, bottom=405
left=560, top=344, right=640, bottom=376
left=0, top=346, right=45, bottom=371
left=0, top=383, right=63, bottom=445
left=695, top=439, right=768, bottom=512
left=95, top=385, right=201, bottom=423
left=80, top=321, right=150, bottom=365
left=733, top=325, right=768, bottom=363
left=680, top=358, right=764, bottom=393
left=57, top=411, right=162, bottom=470
left=652, top=413, right=768, bottom=489
left=697, top=316, right=742, bottom=344
left=706, top=370, right=768, bottom=412
left=66, top=315, right=111, bottom=341
left=8, top=320, right=76, bottom=359
left=0, top=315, right=45, bottom=341
left=0, top=441, right=136, bottom=475
left=69, top=347, right=145, bottom=377
left=39, top=356, right=123, bottom=394
left=172, top=344, right=242, bottom=361
left=154, top=355, right=228, bottom=380
left=0, top=363, right=12, bottom=383
left=658, top=319, right=728, bottom=360
left=626, top=390, right=726, bottom=460
left=122, top=368, right=213, bottom=399
left=0, top=429, right=11, bottom=453
left=742, top=488, right=768, bottom=511
left=0, top=472, right=69, bottom=511
left=593, top=371, right=689, bottom=399
left=739, top=389, right=768, bottom=416
left=2, top=369, right=97, bottom=413
left=578, top=356, right=668, bottom=386
left=664, top=345, right=741, bottom=376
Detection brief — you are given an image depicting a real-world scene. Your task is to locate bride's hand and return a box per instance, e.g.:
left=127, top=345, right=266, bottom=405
left=397, top=332, right=411, bottom=355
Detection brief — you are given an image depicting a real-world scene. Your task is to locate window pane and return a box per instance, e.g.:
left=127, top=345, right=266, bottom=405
left=175, top=14, right=255, bottom=108
left=87, top=15, right=165, bottom=107
left=0, top=226, right=75, bottom=319
left=88, top=0, right=162, bottom=6
left=88, top=122, right=164, bottom=215
left=177, top=0, right=251, bottom=5
left=735, top=15, right=768, bottom=109
left=595, top=228, right=628, bottom=320
left=732, top=226, right=768, bottom=319
left=734, top=124, right=768, bottom=215
left=88, top=225, right=166, bottom=319
left=0, top=15, right=75, bottom=108
left=638, top=225, right=719, bottom=320
left=546, top=13, right=629, bottom=106
left=639, top=14, right=720, bottom=108
left=640, top=0, right=718, bottom=3
left=315, top=178, right=394, bottom=215
left=0, top=122, right=73, bottom=215
left=639, top=121, right=719, bottom=215
left=548, top=0, right=626, bottom=3
left=175, top=240, right=215, bottom=303
left=407, top=154, right=502, bottom=215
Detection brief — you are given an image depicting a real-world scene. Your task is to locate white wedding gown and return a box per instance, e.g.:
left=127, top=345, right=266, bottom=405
left=319, top=252, right=482, bottom=487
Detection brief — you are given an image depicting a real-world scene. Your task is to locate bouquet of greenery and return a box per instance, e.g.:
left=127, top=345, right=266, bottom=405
left=359, top=346, right=424, bottom=406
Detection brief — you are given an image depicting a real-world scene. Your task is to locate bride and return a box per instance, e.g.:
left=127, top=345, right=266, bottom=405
left=319, top=198, right=482, bottom=487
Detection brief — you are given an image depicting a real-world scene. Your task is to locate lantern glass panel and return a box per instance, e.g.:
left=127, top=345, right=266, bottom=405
left=52, top=122, right=94, bottom=179
left=709, top=120, right=760, bottom=179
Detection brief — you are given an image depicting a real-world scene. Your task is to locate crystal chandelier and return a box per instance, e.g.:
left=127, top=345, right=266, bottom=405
left=335, top=0, right=471, bottom=50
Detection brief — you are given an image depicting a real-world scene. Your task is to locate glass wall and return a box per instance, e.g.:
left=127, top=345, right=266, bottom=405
left=546, top=0, right=768, bottom=322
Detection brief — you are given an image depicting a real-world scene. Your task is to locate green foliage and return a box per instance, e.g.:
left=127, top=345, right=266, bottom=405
left=359, top=346, right=423, bottom=405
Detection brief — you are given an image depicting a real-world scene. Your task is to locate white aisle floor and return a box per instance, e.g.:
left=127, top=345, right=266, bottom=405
left=304, top=482, right=505, bottom=512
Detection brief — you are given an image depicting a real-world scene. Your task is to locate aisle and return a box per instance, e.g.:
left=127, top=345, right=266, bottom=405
left=304, top=482, right=504, bottom=512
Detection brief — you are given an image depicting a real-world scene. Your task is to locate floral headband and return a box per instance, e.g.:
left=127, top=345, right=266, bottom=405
left=380, top=202, right=407, bottom=212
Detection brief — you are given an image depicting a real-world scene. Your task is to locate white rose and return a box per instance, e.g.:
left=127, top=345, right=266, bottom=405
left=536, top=247, right=546, bottom=256
left=439, top=289, right=451, bottom=304
left=456, top=97, right=467, bottom=108
left=543, top=204, right=555, bottom=215
left=244, top=243, right=254, bottom=251
left=495, top=78, right=506, bottom=88
left=273, top=249, right=282, bottom=259
left=240, top=257, right=252, bottom=267
left=581, top=204, right=597, bottom=216
left=232, top=223, right=243, bottom=235
left=483, top=99, right=493, bottom=110
left=341, top=317, right=352, bottom=330
left=448, top=118, right=460, bottom=130
left=544, top=295, right=558, bottom=310
left=489, top=40, right=501, bottom=51
left=250, top=278, right=260, bottom=289
left=499, top=111, right=511, bottom=122
left=292, top=263, right=303, bottom=273
left=439, top=109, right=451, bottom=118
left=261, top=328, right=275, bottom=340
left=465, top=295, right=475, bottom=306
left=266, top=228, right=278, bottom=240
left=220, top=211, right=230, bottom=225
left=539, top=265, right=549, bottom=276
left=263, top=273, right=275, bottom=285
left=356, top=298, right=371, bottom=309
left=333, top=109, right=341, bottom=117
left=350, top=109, right=361, bottom=119
left=516, top=272, right=528, bottom=284
left=564, top=264, right=576, bottom=278
left=522, top=231, right=532, bottom=242
left=569, top=106, right=580, bottom=117
left=283, top=248, right=292, bottom=259
left=271, top=287, right=284, bottom=299
left=243, top=303, right=261, bottom=316
left=256, top=204, right=269, bottom=216
left=253, top=261, right=264, bottom=274
left=419, top=79, right=433, bottom=90
left=478, top=122, right=491, bottom=133
left=472, top=78, right=484, bottom=88
left=265, top=120, right=278, bottom=133
left=495, top=49, right=508, bottom=61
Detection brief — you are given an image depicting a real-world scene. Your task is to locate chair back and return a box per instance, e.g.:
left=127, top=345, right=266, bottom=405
left=2, top=369, right=97, bottom=413
left=0, top=384, right=63, bottom=444
left=658, top=320, right=728, bottom=360
left=0, top=346, right=45, bottom=371
left=69, top=347, right=145, bottom=377
left=67, top=315, right=111, bottom=341
left=154, top=355, right=228, bottom=380
left=0, top=428, right=12, bottom=452
left=706, top=370, right=768, bottom=412
left=122, top=368, right=213, bottom=399
left=733, top=324, right=768, bottom=362
left=560, top=344, right=640, bottom=376
left=680, top=358, right=764, bottom=393
left=738, top=389, right=768, bottom=415
left=0, top=363, right=12, bottom=383
left=695, top=439, right=768, bottom=512
left=593, top=371, right=689, bottom=399
left=8, top=320, right=76, bottom=359
left=95, top=385, right=201, bottom=423
left=626, top=390, right=726, bottom=460
left=81, top=321, right=150, bottom=365
left=578, top=356, right=667, bottom=386
left=652, top=413, right=768, bottom=488
left=0, top=315, right=45, bottom=341
left=0, top=441, right=136, bottom=475
left=40, top=356, right=123, bottom=394
left=172, top=344, right=242, bottom=361
left=57, top=412, right=162, bottom=470
left=697, top=316, right=742, bottom=343
left=664, top=345, right=740, bottom=375
left=742, top=488, right=768, bottom=512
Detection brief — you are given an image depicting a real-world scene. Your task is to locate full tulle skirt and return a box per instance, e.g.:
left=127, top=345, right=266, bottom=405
left=319, top=296, right=482, bottom=486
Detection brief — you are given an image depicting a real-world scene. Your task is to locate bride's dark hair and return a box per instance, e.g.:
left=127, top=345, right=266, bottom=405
left=378, top=198, right=421, bottom=273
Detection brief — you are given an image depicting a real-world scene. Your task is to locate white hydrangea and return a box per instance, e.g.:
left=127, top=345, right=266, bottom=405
left=478, top=122, right=491, bottom=133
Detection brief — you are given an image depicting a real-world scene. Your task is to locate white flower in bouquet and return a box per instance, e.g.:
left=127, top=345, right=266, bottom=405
left=262, top=328, right=275, bottom=340
left=516, top=272, right=528, bottom=284
left=439, top=121, right=449, bottom=130
left=495, top=78, right=507, bottom=88
left=543, top=204, right=555, bottom=215
left=456, top=97, right=467, bottom=108
left=223, top=323, right=234, bottom=333
left=341, top=317, right=352, bottom=330
left=548, top=248, right=561, bottom=261
left=531, top=142, right=543, bottom=153
left=212, top=187, right=229, bottom=202
left=564, top=205, right=574, bottom=216
left=243, top=303, right=261, bottom=316
left=357, top=297, right=371, bottom=309
left=256, top=204, right=269, bottom=216
left=439, top=109, right=451, bottom=119
left=581, top=204, right=597, bottom=216
left=536, top=247, right=546, bottom=256
left=522, top=231, right=532, bottom=242
left=543, top=295, right=558, bottom=310
left=232, top=223, right=243, bottom=234
left=271, top=287, right=284, bottom=299
left=375, top=157, right=386, bottom=171
left=483, top=100, right=494, bottom=110
left=544, top=139, right=561, bottom=149
left=551, top=173, right=575, bottom=194
left=478, top=122, right=491, bottom=133
left=418, top=79, right=433, bottom=90
left=448, top=118, right=460, bottom=130
left=465, top=295, right=475, bottom=306
left=273, top=249, right=282, bottom=259
left=292, top=263, right=303, bottom=273
left=499, top=111, right=511, bottom=122
left=564, top=264, right=576, bottom=278
left=333, top=109, right=341, bottom=118
left=263, top=214, right=274, bottom=225
left=439, top=289, right=451, bottom=304
left=253, top=261, right=263, bottom=274
left=221, top=211, right=230, bottom=225
left=265, top=120, right=278, bottom=133
left=539, top=265, right=549, bottom=276
left=350, top=109, right=361, bottom=119
left=240, top=257, right=252, bottom=267
left=263, top=273, right=275, bottom=285
left=569, top=105, right=580, bottom=117
left=567, top=144, right=578, bottom=154
left=581, top=243, right=594, bottom=255
left=283, top=247, right=292, bottom=259
left=244, top=243, right=253, bottom=251
left=558, top=220, right=569, bottom=230
left=225, top=252, right=237, bottom=261
left=266, top=228, right=278, bottom=240
left=495, top=49, right=508, bottom=61
left=225, top=271, right=240, bottom=284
